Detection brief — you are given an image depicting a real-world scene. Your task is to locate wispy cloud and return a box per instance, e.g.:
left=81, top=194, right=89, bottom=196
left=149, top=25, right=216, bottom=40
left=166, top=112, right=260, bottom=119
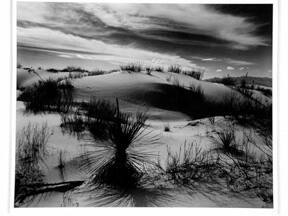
left=18, top=3, right=268, bottom=50
left=16, top=2, right=272, bottom=77
left=18, top=26, right=199, bottom=68
left=227, top=66, right=235, bottom=70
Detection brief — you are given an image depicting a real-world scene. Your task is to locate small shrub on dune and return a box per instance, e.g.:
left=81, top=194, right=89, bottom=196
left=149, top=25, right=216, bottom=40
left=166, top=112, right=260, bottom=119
left=182, top=70, right=203, bottom=80
left=164, top=123, right=170, bottom=132
left=188, top=84, right=205, bottom=102
left=163, top=142, right=219, bottom=186
left=208, top=117, right=215, bottom=125
left=154, top=66, right=164, bottom=72
left=212, top=127, right=235, bottom=149
left=221, top=75, right=235, bottom=86
left=145, top=66, right=153, bottom=75
left=168, top=65, right=181, bottom=74
left=83, top=98, right=119, bottom=122
left=120, top=63, right=142, bottom=73
left=17, top=63, right=22, bottom=69
left=61, top=66, right=88, bottom=73
left=88, top=70, right=105, bottom=77
left=18, top=78, right=74, bottom=113
left=60, top=109, right=86, bottom=137
left=209, top=126, right=244, bottom=156
left=47, top=68, right=60, bottom=73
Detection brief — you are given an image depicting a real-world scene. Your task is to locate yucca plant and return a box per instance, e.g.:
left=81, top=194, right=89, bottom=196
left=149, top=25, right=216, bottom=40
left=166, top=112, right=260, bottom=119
left=82, top=98, right=158, bottom=190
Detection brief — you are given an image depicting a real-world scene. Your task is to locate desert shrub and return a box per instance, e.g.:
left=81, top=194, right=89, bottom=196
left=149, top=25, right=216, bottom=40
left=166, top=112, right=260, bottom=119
left=145, top=66, right=153, bottom=75
left=168, top=65, right=181, bottom=74
left=164, top=124, right=170, bottom=132
left=163, top=142, right=220, bottom=186
left=88, top=70, right=105, bottom=77
left=209, top=126, right=240, bottom=155
left=61, top=66, right=88, bottom=73
left=240, top=78, right=246, bottom=88
left=15, top=123, right=50, bottom=205
left=18, top=78, right=74, bottom=113
left=221, top=75, right=235, bottom=86
left=83, top=98, right=120, bottom=122
left=154, top=66, right=164, bottom=72
left=60, top=109, right=86, bottom=138
left=17, top=63, right=22, bottom=69
left=208, top=117, right=215, bottom=125
left=120, top=63, right=142, bottom=72
left=47, top=68, right=60, bottom=73
left=182, top=70, right=203, bottom=80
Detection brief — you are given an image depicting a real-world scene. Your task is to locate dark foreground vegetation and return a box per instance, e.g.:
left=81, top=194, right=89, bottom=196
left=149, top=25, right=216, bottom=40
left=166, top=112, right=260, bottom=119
left=15, top=64, right=272, bottom=207
left=18, top=78, right=74, bottom=113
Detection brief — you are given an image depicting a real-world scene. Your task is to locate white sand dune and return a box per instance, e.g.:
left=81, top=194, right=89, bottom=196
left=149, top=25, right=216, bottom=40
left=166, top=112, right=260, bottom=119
left=17, top=68, right=85, bottom=88
left=15, top=70, right=271, bottom=207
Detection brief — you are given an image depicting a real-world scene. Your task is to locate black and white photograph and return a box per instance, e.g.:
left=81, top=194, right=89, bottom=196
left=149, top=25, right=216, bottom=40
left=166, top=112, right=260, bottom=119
left=14, top=2, right=273, bottom=208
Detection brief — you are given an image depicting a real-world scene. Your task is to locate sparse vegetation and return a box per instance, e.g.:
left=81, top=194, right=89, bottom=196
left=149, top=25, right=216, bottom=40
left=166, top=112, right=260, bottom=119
left=182, top=70, right=203, bottom=80
left=15, top=123, right=51, bottom=205
left=145, top=66, right=153, bottom=75
left=18, top=78, right=74, bottom=113
left=17, top=63, right=22, bottom=69
left=154, top=66, right=164, bottom=72
left=168, top=64, right=181, bottom=74
left=164, top=124, right=170, bottom=132
left=120, top=63, right=142, bottom=72
left=210, top=126, right=239, bottom=154
left=208, top=117, right=215, bottom=125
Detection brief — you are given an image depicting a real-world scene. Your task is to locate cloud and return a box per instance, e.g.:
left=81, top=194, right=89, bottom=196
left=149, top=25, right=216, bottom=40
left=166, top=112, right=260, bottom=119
left=17, top=3, right=268, bottom=51
left=225, top=59, right=254, bottom=66
left=226, top=66, right=235, bottom=70
left=18, top=26, right=202, bottom=69
left=201, top=58, right=218, bottom=61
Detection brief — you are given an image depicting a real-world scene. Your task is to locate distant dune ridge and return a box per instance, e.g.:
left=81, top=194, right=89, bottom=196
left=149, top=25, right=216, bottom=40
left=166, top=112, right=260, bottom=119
left=205, top=76, right=272, bottom=88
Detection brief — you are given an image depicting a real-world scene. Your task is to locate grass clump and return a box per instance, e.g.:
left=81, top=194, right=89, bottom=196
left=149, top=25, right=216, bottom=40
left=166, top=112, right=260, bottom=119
left=210, top=126, right=238, bottom=153
left=145, top=66, right=153, bottom=75
left=61, top=66, right=88, bottom=73
left=120, top=63, right=142, bottom=72
left=154, top=66, right=164, bottom=72
left=164, top=124, right=170, bottom=132
left=15, top=123, right=51, bottom=205
left=182, top=70, right=203, bottom=80
left=221, top=75, right=235, bottom=86
left=162, top=142, right=219, bottom=186
left=17, top=63, right=22, bottom=69
left=18, top=78, right=74, bottom=113
left=168, top=65, right=181, bottom=74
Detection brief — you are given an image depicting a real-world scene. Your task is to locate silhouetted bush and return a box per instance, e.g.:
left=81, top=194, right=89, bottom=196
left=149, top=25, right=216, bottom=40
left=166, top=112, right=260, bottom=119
left=17, top=63, right=22, bottom=69
left=168, top=65, right=181, bottom=74
left=182, top=70, right=203, bottom=80
left=154, top=66, right=164, bottom=72
left=15, top=123, right=51, bottom=205
left=61, top=66, right=88, bottom=73
left=145, top=66, right=153, bottom=75
left=18, top=78, right=74, bottom=113
left=221, top=75, right=235, bottom=86
left=120, top=63, right=142, bottom=72
left=47, top=68, right=60, bottom=73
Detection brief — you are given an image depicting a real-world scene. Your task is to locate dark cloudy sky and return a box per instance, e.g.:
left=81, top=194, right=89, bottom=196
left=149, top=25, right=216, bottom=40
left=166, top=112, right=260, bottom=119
left=17, top=3, right=273, bottom=78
